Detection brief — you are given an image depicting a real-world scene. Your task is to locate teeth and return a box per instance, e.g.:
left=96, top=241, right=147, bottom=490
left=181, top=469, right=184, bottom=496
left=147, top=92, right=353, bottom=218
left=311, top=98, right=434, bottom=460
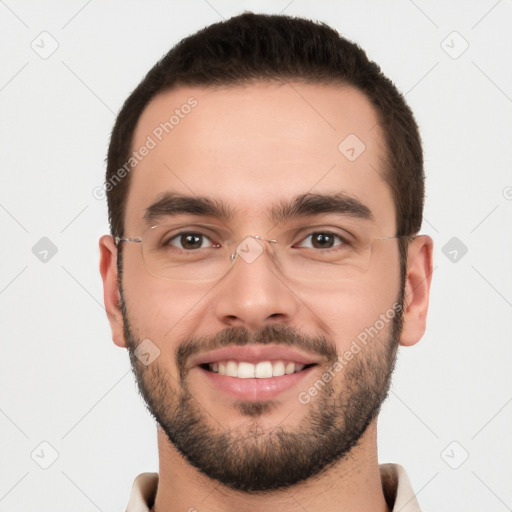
left=237, top=362, right=255, bottom=378
left=226, top=361, right=238, bottom=377
left=285, top=362, right=295, bottom=374
left=272, top=361, right=285, bottom=376
left=255, top=361, right=273, bottom=378
left=209, top=360, right=308, bottom=378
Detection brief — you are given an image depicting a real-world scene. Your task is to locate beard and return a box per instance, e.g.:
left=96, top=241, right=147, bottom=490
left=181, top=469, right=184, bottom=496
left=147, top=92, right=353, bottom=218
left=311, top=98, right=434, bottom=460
left=120, top=286, right=403, bottom=493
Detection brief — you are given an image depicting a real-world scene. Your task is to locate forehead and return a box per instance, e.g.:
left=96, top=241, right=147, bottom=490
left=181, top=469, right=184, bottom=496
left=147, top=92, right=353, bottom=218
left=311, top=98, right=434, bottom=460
left=125, top=82, right=395, bottom=232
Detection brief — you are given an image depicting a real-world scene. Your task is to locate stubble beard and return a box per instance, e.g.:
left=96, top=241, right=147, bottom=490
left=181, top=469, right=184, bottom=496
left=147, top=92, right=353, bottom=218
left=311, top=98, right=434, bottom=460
left=120, top=286, right=403, bottom=493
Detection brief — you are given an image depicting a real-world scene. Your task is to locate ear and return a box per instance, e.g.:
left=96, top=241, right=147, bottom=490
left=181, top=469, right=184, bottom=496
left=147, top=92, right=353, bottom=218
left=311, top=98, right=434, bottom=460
left=400, top=235, right=434, bottom=347
left=99, top=235, right=127, bottom=348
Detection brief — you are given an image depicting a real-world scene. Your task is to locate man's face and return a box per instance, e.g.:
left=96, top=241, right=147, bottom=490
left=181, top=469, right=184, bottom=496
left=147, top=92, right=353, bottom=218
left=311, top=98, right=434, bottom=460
left=118, top=83, right=403, bottom=491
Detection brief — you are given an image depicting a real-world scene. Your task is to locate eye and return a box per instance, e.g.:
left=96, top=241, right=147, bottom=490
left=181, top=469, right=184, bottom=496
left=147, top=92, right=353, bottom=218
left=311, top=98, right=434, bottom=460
left=167, top=232, right=216, bottom=250
left=297, top=232, right=346, bottom=250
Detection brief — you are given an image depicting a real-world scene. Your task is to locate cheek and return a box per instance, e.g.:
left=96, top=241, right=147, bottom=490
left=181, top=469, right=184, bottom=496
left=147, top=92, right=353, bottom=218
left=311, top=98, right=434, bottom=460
left=121, top=255, right=211, bottom=344
left=295, top=264, right=401, bottom=349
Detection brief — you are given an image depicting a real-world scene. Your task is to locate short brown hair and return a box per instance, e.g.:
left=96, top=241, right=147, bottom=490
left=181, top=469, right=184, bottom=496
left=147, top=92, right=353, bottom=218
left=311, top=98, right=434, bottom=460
left=106, top=12, right=424, bottom=247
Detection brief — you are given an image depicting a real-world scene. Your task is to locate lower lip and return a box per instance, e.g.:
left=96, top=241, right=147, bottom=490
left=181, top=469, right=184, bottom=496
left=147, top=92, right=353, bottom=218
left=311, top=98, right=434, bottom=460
left=196, top=365, right=317, bottom=401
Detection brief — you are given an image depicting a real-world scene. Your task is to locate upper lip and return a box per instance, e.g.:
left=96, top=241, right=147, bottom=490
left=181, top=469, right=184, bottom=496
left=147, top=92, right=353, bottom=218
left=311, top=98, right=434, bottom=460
left=190, top=345, right=321, bottom=367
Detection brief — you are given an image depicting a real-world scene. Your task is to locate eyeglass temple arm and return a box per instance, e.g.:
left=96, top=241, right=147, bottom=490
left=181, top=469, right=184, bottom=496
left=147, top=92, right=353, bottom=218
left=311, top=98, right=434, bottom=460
left=114, top=236, right=142, bottom=246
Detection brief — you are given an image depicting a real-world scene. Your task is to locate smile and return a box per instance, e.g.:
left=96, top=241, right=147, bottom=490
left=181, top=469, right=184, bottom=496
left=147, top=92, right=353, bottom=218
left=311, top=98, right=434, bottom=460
left=203, top=360, right=316, bottom=378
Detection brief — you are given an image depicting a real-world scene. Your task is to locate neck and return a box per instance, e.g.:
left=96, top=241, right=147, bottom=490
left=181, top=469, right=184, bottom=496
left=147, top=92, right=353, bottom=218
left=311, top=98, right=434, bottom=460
left=153, top=421, right=390, bottom=512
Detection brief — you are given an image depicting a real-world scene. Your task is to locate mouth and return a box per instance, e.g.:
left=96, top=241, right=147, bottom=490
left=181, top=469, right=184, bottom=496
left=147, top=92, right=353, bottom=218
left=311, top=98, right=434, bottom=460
left=191, top=345, right=321, bottom=401
left=196, top=361, right=318, bottom=401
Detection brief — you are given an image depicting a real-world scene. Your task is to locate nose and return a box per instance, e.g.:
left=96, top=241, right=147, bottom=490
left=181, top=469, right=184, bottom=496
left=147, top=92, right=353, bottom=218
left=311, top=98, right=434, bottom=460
left=213, top=237, right=300, bottom=331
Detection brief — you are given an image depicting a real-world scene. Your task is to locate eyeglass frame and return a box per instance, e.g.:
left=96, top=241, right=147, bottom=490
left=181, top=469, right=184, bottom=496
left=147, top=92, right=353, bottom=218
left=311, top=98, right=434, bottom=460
left=114, top=225, right=415, bottom=281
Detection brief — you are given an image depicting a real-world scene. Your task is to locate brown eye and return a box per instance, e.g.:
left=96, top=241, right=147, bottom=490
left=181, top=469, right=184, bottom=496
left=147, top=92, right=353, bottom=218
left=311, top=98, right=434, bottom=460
left=169, top=233, right=213, bottom=250
left=299, top=232, right=344, bottom=249
left=311, top=233, right=334, bottom=248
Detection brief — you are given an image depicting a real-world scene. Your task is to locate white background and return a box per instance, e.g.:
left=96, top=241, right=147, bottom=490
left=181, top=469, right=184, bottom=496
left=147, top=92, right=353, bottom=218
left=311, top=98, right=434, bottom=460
left=1, top=1, right=511, bottom=511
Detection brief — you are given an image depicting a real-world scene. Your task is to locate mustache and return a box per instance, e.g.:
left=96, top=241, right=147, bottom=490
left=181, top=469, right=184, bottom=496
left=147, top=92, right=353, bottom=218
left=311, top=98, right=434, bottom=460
left=176, top=324, right=338, bottom=381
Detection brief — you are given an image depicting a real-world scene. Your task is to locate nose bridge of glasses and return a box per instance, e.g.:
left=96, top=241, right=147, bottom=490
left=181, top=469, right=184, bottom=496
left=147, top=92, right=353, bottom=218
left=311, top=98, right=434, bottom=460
left=230, top=235, right=278, bottom=265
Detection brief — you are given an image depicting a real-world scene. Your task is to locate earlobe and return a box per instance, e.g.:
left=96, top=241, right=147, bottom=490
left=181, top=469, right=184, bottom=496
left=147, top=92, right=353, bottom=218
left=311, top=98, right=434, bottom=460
left=399, top=235, right=434, bottom=347
left=99, top=235, right=127, bottom=348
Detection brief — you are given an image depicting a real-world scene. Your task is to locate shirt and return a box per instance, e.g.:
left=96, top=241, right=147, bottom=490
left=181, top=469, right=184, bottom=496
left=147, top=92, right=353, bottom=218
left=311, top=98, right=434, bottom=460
left=126, top=463, right=422, bottom=511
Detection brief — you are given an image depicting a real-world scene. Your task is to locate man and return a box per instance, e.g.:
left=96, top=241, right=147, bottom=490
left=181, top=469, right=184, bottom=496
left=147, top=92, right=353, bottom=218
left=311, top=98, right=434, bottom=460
left=99, top=12, right=433, bottom=512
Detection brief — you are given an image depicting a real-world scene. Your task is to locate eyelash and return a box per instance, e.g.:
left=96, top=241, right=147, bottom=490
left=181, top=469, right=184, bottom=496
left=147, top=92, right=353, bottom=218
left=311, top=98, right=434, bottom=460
left=165, top=231, right=350, bottom=250
left=296, top=232, right=348, bottom=250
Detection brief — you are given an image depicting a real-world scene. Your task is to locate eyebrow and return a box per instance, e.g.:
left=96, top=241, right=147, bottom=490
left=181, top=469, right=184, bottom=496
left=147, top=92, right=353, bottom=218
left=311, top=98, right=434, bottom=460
left=272, top=192, right=373, bottom=223
left=143, top=192, right=373, bottom=225
left=144, top=193, right=234, bottom=225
